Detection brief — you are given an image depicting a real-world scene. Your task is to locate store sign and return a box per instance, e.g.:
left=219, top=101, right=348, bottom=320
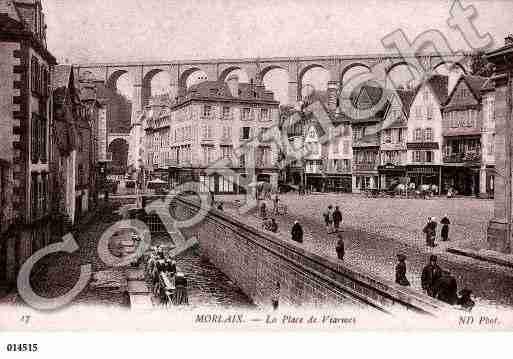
left=406, top=142, right=439, bottom=150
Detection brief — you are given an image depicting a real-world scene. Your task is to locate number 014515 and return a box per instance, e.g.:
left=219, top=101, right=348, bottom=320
left=6, top=344, right=38, bottom=352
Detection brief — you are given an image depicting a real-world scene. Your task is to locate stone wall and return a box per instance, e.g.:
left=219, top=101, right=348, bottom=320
left=166, top=196, right=448, bottom=315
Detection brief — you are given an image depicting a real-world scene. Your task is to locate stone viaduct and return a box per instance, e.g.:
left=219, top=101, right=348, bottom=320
left=75, top=52, right=471, bottom=124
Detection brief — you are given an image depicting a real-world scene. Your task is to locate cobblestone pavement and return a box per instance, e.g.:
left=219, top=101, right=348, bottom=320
left=218, top=193, right=513, bottom=309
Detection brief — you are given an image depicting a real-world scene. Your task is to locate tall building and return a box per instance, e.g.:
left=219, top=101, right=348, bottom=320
left=144, top=76, right=281, bottom=194
left=0, top=0, right=56, bottom=287
left=351, top=84, right=389, bottom=193
left=441, top=75, right=492, bottom=196
left=377, top=89, right=415, bottom=189
left=404, top=75, right=448, bottom=189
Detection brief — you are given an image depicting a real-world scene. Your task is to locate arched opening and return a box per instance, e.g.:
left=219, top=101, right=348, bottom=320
left=340, top=63, right=373, bottom=104
left=108, top=138, right=129, bottom=175
left=386, top=62, right=423, bottom=91
left=107, top=70, right=132, bottom=100
left=432, top=62, right=467, bottom=94
left=105, top=71, right=132, bottom=135
left=298, top=65, right=329, bottom=101
left=142, top=69, right=171, bottom=106
left=262, top=66, right=288, bottom=105
left=219, top=67, right=249, bottom=83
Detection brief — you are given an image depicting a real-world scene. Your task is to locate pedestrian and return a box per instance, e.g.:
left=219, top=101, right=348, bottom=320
left=335, top=234, right=345, bottom=260
left=273, top=194, right=280, bottom=215
left=272, top=282, right=280, bottom=310
left=421, top=255, right=442, bottom=297
left=210, top=190, right=215, bottom=205
left=291, top=220, right=303, bottom=243
left=423, top=217, right=437, bottom=247
left=323, top=205, right=334, bottom=234
left=440, top=214, right=450, bottom=241
left=270, top=218, right=278, bottom=233
left=457, top=289, right=475, bottom=312
left=395, top=254, right=410, bottom=287
left=435, top=270, right=458, bottom=305
left=217, top=202, right=224, bottom=211
left=333, top=206, right=342, bottom=232
left=260, top=202, right=267, bottom=218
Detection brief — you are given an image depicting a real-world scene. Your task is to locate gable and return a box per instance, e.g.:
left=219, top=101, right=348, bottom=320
left=305, top=125, right=319, bottom=142
left=445, top=80, right=478, bottom=108
left=356, top=87, right=373, bottom=109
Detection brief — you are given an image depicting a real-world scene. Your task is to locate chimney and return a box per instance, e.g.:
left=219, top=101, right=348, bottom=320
left=226, top=74, right=239, bottom=97
left=505, top=34, right=513, bottom=46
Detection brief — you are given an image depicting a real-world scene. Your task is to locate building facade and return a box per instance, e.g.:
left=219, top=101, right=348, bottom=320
left=143, top=77, right=281, bottom=194
left=404, top=75, right=448, bottom=190
left=0, top=0, right=56, bottom=287
left=441, top=75, right=492, bottom=197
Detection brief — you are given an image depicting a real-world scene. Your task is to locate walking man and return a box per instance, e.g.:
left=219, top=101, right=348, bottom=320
left=291, top=220, right=304, bottom=243
left=421, top=255, right=442, bottom=297
left=440, top=214, right=451, bottom=241
left=395, top=254, right=410, bottom=287
left=323, top=205, right=334, bottom=234
left=333, top=206, right=342, bottom=233
left=335, top=234, right=345, bottom=260
left=423, top=217, right=437, bottom=247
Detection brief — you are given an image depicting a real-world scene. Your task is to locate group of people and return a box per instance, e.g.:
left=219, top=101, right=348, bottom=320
left=395, top=254, right=475, bottom=311
left=423, top=215, right=451, bottom=247
left=146, top=246, right=189, bottom=306
left=322, top=205, right=343, bottom=234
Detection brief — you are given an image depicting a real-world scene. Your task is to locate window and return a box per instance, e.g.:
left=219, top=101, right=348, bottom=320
left=199, top=175, right=215, bottom=192
left=384, top=130, right=391, bottom=143
left=241, top=127, right=251, bottom=140
left=424, top=127, right=433, bottom=142
left=415, top=106, right=422, bottom=120
left=202, top=105, right=212, bottom=118
left=222, top=106, right=231, bottom=120
left=260, top=108, right=269, bottom=121
left=31, top=113, right=39, bottom=163
left=220, top=145, right=233, bottom=161
left=343, top=140, right=350, bottom=155
left=413, top=151, right=422, bottom=163
left=425, top=151, right=433, bottom=163
left=398, top=129, right=404, bottom=143
left=423, top=88, right=429, bottom=101
left=201, top=145, right=216, bottom=165
left=426, top=105, right=433, bottom=120
left=219, top=176, right=234, bottom=193
left=257, top=146, right=272, bottom=167
left=241, top=108, right=251, bottom=121
left=414, top=128, right=423, bottom=141
left=202, top=125, right=214, bottom=139
left=31, top=57, right=39, bottom=93
left=239, top=154, right=246, bottom=167
left=333, top=137, right=340, bottom=154
left=488, top=134, right=495, bottom=155
left=222, top=126, right=232, bottom=140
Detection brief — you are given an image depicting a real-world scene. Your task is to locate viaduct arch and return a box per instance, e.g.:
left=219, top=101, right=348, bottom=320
left=76, top=52, right=471, bottom=127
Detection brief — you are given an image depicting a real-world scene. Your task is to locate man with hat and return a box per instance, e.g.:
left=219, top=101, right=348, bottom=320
left=421, top=255, right=442, bottom=297
left=423, top=217, right=437, bottom=247
left=395, top=254, right=410, bottom=286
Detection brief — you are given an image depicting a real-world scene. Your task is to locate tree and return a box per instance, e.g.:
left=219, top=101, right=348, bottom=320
left=470, top=50, right=495, bottom=77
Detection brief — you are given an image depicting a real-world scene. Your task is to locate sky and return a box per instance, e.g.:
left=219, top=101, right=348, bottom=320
left=42, top=0, right=513, bottom=103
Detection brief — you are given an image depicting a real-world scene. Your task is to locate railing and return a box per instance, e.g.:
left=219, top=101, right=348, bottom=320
left=443, top=152, right=481, bottom=164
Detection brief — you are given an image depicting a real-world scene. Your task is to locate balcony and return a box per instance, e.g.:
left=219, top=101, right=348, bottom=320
left=443, top=152, right=482, bottom=164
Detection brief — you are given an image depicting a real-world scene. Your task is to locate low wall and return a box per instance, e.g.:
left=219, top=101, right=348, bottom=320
left=163, top=196, right=449, bottom=315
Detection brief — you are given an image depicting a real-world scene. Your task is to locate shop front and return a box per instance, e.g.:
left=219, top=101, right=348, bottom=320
left=378, top=164, right=407, bottom=190
left=442, top=165, right=480, bottom=196
left=406, top=165, right=442, bottom=189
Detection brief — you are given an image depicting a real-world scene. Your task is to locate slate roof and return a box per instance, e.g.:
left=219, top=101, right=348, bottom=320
left=395, top=89, right=416, bottom=115
left=462, top=75, right=488, bottom=100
